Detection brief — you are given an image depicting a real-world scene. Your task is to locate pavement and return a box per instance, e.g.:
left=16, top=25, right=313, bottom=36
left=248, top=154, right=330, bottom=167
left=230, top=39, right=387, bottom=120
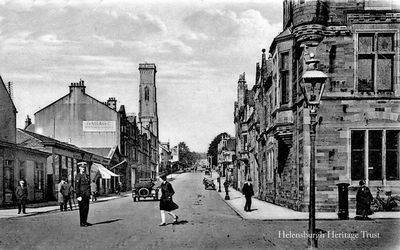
left=212, top=174, right=400, bottom=221
left=2, top=171, right=399, bottom=221
left=0, top=173, right=182, bottom=219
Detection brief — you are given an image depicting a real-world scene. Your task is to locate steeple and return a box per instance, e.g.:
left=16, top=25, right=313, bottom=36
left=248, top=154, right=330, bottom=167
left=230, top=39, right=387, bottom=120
left=138, top=63, right=159, bottom=137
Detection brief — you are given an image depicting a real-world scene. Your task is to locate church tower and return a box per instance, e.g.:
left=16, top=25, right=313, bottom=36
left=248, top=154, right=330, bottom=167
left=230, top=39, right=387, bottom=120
left=138, top=63, right=159, bottom=137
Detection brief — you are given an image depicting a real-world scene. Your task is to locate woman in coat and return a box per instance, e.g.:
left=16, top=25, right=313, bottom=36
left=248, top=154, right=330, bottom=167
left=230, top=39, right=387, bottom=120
left=356, top=180, right=373, bottom=220
left=15, top=180, right=28, bottom=214
left=158, top=174, right=179, bottom=226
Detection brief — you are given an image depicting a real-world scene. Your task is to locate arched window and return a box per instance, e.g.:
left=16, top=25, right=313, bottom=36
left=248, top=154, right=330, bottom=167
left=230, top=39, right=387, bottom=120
left=145, top=86, right=149, bottom=101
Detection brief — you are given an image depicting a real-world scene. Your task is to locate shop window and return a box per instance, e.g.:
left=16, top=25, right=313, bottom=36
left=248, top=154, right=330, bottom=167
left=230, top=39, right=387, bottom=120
left=351, top=130, right=400, bottom=181
left=357, top=33, right=395, bottom=92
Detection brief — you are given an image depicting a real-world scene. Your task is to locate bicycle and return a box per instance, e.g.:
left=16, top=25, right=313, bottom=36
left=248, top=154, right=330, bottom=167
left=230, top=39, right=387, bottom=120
left=370, top=187, right=399, bottom=212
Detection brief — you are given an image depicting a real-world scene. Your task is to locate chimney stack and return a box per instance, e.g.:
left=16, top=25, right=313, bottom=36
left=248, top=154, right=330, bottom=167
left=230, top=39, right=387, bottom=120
left=7, top=81, right=13, bottom=100
left=24, top=115, right=32, bottom=129
left=107, top=97, right=117, bottom=110
left=69, top=79, right=86, bottom=93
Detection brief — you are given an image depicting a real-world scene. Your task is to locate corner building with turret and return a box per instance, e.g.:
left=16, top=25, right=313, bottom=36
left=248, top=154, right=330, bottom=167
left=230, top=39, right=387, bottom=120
left=234, top=0, right=400, bottom=212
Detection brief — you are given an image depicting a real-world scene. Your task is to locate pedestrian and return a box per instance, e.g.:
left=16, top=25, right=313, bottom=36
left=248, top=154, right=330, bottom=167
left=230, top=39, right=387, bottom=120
left=15, top=179, right=28, bottom=214
left=242, top=177, right=254, bottom=212
left=90, top=180, right=97, bottom=202
left=116, top=181, right=122, bottom=195
left=61, top=179, right=74, bottom=211
left=158, top=174, right=179, bottom=226
left=76, top=162, right=92, bottom=227
left=58, top=179, right=65, bottom=211
left=356, top=180, right=373, bottom=220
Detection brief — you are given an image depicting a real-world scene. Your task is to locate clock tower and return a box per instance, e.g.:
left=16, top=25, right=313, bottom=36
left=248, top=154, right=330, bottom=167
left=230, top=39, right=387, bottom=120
left=138, top=63, right=159, bottom=137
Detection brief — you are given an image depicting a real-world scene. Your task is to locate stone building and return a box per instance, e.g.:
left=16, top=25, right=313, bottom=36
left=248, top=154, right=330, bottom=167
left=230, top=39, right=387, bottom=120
left=33, top=80, right=136, bottom=190
left=138, top=63, right=160, bottom=179
left=234, top=0, right=400, bottom=212
left=159, top=142, right=172, bottom=175
left=0, top=76, right=50, bottom=205
left=17, top=129, right=110, bottom=198
left=217, top=136, right=236, bottom=181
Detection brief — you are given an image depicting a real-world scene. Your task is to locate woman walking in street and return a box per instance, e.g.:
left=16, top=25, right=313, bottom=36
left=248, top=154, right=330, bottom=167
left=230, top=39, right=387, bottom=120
left=159, top=174, right=179, bottom=226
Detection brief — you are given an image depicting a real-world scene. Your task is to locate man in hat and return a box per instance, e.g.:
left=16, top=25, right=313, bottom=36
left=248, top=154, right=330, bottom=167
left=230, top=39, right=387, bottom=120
left=242, top=176, right=254, bottom=212
left=76, top=162, right=91, bottom=227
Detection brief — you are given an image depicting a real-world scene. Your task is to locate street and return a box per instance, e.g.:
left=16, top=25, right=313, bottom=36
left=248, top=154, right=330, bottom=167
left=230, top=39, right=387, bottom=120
left=0, top=172, right=399, bottom=250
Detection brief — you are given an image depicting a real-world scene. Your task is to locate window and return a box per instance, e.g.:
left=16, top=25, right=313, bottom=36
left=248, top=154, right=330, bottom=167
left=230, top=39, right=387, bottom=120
left=351, top=130, right=365, bottom=180
left=266, top=151, right=274, bottom=181
left=34, top=163, right=44, bottom=191
left=144, top=86, right=149, bottom=101
left=280, top=52, right=290, bottom=105
left=351, top=130, right=400, bottom=181
left=3, top=160, right=14, bottom=192
left=357, top=33, right=395, bottom=92
left=387, top=131, right=400, bottom=180
left=19, top=160, right=26, bottom=180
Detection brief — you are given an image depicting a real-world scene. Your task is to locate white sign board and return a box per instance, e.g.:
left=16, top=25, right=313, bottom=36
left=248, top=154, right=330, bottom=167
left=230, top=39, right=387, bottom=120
left=83, top=121, right=116, bottom=132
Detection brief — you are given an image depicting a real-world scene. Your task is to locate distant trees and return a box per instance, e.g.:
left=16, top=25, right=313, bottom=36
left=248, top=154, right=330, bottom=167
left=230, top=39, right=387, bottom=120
left=207, top=132, right=230, bottom=167
left=178, top=141, right=201, bottom=167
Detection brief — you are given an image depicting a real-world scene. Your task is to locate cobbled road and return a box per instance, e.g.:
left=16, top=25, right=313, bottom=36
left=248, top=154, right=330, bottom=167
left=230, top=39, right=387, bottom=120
left=0, top=172, right=399, bottom=250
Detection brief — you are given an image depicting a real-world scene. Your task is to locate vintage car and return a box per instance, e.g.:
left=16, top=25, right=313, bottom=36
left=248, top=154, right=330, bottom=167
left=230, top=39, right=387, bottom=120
left=203, top=177, right=216, bottom=190
left=132, top=178, right=159, bottom=202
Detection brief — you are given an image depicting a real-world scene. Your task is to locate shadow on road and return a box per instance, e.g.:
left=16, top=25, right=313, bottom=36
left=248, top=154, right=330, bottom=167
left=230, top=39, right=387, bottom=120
left=91, top=219, right=121, bottom=225
left=168, top=220, right=188, bottom=226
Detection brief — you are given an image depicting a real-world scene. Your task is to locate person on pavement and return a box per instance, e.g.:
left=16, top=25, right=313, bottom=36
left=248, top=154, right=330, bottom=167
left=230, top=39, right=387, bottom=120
left=58, top=179, right=65, bottom=211
left=76, top=162, right=91, bottom=227
left=242, top=177, right=254, bottom=212
left=356, top=180, right=373, bottom=220
left=15, top=180, right=28, bottom=214
left=159, top=174, right=179, bottom=226
left=61, top=179, right=74, bottom=211
left=90, top=180, right=98, bottom=202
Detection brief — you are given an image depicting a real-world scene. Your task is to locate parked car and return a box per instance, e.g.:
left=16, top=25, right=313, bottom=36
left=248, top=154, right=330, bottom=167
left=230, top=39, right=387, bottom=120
left=132, top=178, right=159, bottom=202
left=203, top=177, right=216, bottom=190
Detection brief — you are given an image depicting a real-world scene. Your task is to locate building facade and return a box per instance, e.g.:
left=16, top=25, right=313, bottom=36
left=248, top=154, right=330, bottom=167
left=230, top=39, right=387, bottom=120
left=217, top=136, right=236, bottom=181
left=138, top=63, right=160, bottom=179
left=0, top=76, right=51, bottom=205
left=234, top=0, right=400, bottom=212
left=33, top=80, right=137, bottom=190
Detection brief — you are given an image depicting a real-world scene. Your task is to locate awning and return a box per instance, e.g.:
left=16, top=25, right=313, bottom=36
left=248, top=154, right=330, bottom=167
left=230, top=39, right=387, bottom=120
left=92, top=163, right=119, bottom=179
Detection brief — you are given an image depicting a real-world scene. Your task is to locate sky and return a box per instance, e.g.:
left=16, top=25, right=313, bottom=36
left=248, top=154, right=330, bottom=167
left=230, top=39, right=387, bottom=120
left=0, top=0, right=283, bottom=152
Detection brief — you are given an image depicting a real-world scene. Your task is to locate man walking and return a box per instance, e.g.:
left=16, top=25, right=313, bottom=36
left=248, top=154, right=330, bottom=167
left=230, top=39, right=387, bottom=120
left=76, top=162, right=91, bottom=227
left=15, top=180, right=28, bottom=214
left=242, top=177, right=254, bottom=212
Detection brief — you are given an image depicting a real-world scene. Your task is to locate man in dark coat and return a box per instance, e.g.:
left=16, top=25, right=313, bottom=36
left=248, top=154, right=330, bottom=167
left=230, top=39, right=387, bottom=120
left=76, top=162, right=91, bottom=227
left=15, top=180, right=28, bottom=214
left=159, top=174, right=179, bottom=226
left=356, top=180, right=373, bottom=220
left=242, top=177, right=254, bottom=212
left=61, top=179, right=74, bottom=211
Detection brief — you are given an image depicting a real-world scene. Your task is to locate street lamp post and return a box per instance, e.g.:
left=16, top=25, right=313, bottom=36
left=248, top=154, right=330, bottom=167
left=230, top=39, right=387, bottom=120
left=218, top=167, right=222, bottom=192
left=301, top=52, right=327, bottom=249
